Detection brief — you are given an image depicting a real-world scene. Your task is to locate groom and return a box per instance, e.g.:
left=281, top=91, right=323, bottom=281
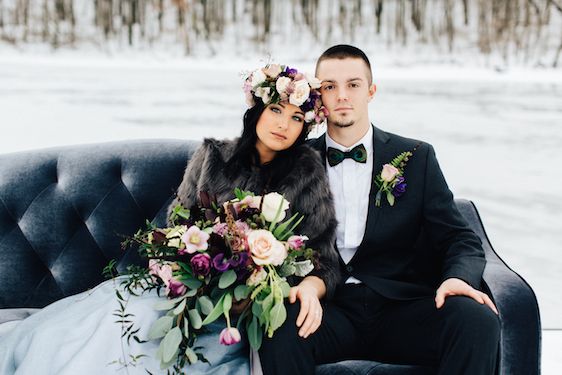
left=258, top=45, right=500, bottom=374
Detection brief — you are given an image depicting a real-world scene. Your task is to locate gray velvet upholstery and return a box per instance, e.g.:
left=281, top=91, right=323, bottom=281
left=0, top=139, right=540, bottom=375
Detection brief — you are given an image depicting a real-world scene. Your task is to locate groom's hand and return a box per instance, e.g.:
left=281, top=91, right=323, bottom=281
left=435, top=277, right=498, bottom=315
left=289, top=276, right=325, bottom=339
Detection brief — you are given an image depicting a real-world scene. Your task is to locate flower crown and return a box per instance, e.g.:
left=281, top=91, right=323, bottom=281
left=243, top=64, right=328, bottom=126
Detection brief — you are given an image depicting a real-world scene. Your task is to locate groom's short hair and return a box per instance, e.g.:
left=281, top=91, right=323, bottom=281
left=316, top=44, right=373, bottom=84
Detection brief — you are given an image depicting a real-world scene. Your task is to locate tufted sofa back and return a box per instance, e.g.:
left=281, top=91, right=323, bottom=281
left=0, top=139, right=198, bottom=308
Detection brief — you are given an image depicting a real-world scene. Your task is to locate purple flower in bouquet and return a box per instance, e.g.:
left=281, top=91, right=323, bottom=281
left=191, top=253, right=211, bottom=277
left=392, top=176, right=407, bottom=197
left=229, top=251, right=249, bottom=268
left=212, top=253, right=230, bottom=272
left=219, top=327, right=241, bottom=345
left=167, top=278, right=187, bottom=297
left=180, top=225, right=210, bottom=254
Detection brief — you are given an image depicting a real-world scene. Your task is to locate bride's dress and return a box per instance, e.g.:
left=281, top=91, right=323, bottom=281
left=0, top=277, right=250, bottom=375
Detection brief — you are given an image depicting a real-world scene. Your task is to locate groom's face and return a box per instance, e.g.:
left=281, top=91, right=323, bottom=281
left=316, top=58, right=375, bottom=129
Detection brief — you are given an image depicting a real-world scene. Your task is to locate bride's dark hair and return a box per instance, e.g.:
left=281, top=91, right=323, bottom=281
left=225, top=101, right=309, bottom=190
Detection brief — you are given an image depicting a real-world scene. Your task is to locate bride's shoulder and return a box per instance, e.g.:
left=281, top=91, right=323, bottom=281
left=294, top=144, right=324, bottom=167
left=195, top=137, right=239, bottom=161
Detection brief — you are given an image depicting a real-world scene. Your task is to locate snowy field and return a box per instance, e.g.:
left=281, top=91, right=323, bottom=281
left=0, top=50, right=561, bottom=373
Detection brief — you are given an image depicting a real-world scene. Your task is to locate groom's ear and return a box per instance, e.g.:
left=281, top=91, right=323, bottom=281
left=368, top=84, right=377, bottom=102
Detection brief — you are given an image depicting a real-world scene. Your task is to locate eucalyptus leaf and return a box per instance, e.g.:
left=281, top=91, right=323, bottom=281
left=262, top=293, right=273, bottom=315
left=202, top=294, right=225, bottom=325
left=234, top=285, right=250, bottom=301
left=223, top=293, right=233, bottom=313
left=181, top=278, right=203, bottom=290
left=278, top=263, right=296, bottom=277
left=183, top=317, right=189, bottom=338
left=185, top=346, right=198, bottom=364
left=153, top=299, right=177, bottom=311
left=147, top=315, right=174, bottom=340
left=279, top=281, right=291, bottom=298
left=161, top=327, right=182, bottom=363
left=172, top=299, right=187, bottom=315
left=268, top=302, right=287, bottom=335
left=188, top=309, right=203, bottom=329
left=251, top=300, right=262, bottom=317
left=293, top=260, right=314, bottom=277
left=247, top=315, right=262, bottom=350
left=185, top=288, right=198, bottom=297
left=198, top=295, right=214, bottom=316
left=218, top=270, right=237, bottom=289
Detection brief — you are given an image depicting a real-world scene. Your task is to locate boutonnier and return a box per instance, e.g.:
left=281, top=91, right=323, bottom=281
left=374, top=143, right=421, bottom=207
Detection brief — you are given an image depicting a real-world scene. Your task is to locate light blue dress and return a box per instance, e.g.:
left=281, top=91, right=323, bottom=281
left=0, top=277, right=250, bottom=375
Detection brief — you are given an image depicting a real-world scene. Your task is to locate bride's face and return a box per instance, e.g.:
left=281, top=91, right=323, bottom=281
left=255, top=103, right=305, bottom=163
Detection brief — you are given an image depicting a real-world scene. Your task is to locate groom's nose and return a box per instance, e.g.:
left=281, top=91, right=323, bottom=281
left=337, top=87, right=349, bottom=101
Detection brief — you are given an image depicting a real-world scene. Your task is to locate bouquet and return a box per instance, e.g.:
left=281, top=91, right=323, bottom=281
left=118, top=188, right=316, bottom=372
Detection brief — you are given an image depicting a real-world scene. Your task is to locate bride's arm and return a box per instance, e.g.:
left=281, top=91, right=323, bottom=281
left=166, top=141, right=210, bottom=224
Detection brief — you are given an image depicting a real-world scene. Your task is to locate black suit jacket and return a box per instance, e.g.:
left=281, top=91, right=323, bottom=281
left=309, top=125, right=486, bottom=300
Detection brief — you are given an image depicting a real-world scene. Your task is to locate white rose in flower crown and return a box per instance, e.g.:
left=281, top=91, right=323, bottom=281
left=304, top=110, right=316, bottom=123
left=250, top=69, right=267, bottom=87
left=275, top=76, right=292, bottom=96
left=289, top=80, right=311, bottom=107
left=260, top=192, right=290, bottom=222
left=255, top=86, right=271, bottom=104
left=305, top=73, right=322, bottom=89
left=248, top=229, right=288, bottom=266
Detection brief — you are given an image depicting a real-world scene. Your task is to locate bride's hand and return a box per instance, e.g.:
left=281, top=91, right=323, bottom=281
left=289, top=276, right=326, bottom=339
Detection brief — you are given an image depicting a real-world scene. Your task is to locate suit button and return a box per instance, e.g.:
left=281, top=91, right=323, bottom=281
left=346, top=265, right=353, bottom=273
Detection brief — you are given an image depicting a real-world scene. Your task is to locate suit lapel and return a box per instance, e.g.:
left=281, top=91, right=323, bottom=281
left=355, top=125, right=392, bottom=258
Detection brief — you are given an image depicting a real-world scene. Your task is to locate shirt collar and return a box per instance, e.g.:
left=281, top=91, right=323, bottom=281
left=325, top=125, right=373, bottom=154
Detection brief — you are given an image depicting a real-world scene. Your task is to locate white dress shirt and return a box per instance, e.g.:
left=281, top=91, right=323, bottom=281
left=326, top=126, right=373, bottom=284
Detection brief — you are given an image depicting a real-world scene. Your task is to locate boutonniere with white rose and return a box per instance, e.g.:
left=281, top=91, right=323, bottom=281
left=374, top=143, right=422, bottom=207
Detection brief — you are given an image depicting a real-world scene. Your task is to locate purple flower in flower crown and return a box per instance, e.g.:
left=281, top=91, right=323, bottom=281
left=284, top=67, right=298, bottom=77
left=213, top=253, right=230, bottom=272
left=392, top=176, right=407, bottom=197
left=191, top=253, right=211, bottom=277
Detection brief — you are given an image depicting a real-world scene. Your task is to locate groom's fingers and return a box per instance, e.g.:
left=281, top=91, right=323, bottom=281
left=296, top=298, right=310, bottom=328
left=289, top=287, right=298, bottom=304
left=300, top=302, right=321, bottom=338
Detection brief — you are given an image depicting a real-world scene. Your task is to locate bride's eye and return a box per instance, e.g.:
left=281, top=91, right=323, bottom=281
left=292, top=115, right=304, bottom=122
left=270, top=106, right=281, bottom=113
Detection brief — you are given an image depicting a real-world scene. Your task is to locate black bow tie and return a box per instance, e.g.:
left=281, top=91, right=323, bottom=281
left=327, top=144, right=367, bottom=167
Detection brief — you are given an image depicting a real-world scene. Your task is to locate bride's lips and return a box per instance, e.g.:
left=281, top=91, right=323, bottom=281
left=271, top=132, right=287, bottom=140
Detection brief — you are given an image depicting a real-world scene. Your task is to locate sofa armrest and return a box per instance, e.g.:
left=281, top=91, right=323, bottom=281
left=455, top=199, right=541, bottom=375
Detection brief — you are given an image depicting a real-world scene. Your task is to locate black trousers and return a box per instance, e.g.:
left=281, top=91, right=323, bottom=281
left=259, top=283, right=500, bottom=375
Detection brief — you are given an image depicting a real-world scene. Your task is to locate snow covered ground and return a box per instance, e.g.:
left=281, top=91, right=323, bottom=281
left=0, top=49, right=561, bottom=372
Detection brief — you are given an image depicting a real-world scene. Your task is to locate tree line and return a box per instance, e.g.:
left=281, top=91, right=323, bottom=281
left=1, top=0, right=561, bottom=67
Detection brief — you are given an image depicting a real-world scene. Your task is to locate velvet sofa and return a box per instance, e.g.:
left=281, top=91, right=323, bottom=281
left=0, top=139, right=541, bottom=374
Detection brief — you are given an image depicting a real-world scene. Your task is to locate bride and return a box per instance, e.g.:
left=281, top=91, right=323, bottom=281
left=0, top=63, right=340, bottom=375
